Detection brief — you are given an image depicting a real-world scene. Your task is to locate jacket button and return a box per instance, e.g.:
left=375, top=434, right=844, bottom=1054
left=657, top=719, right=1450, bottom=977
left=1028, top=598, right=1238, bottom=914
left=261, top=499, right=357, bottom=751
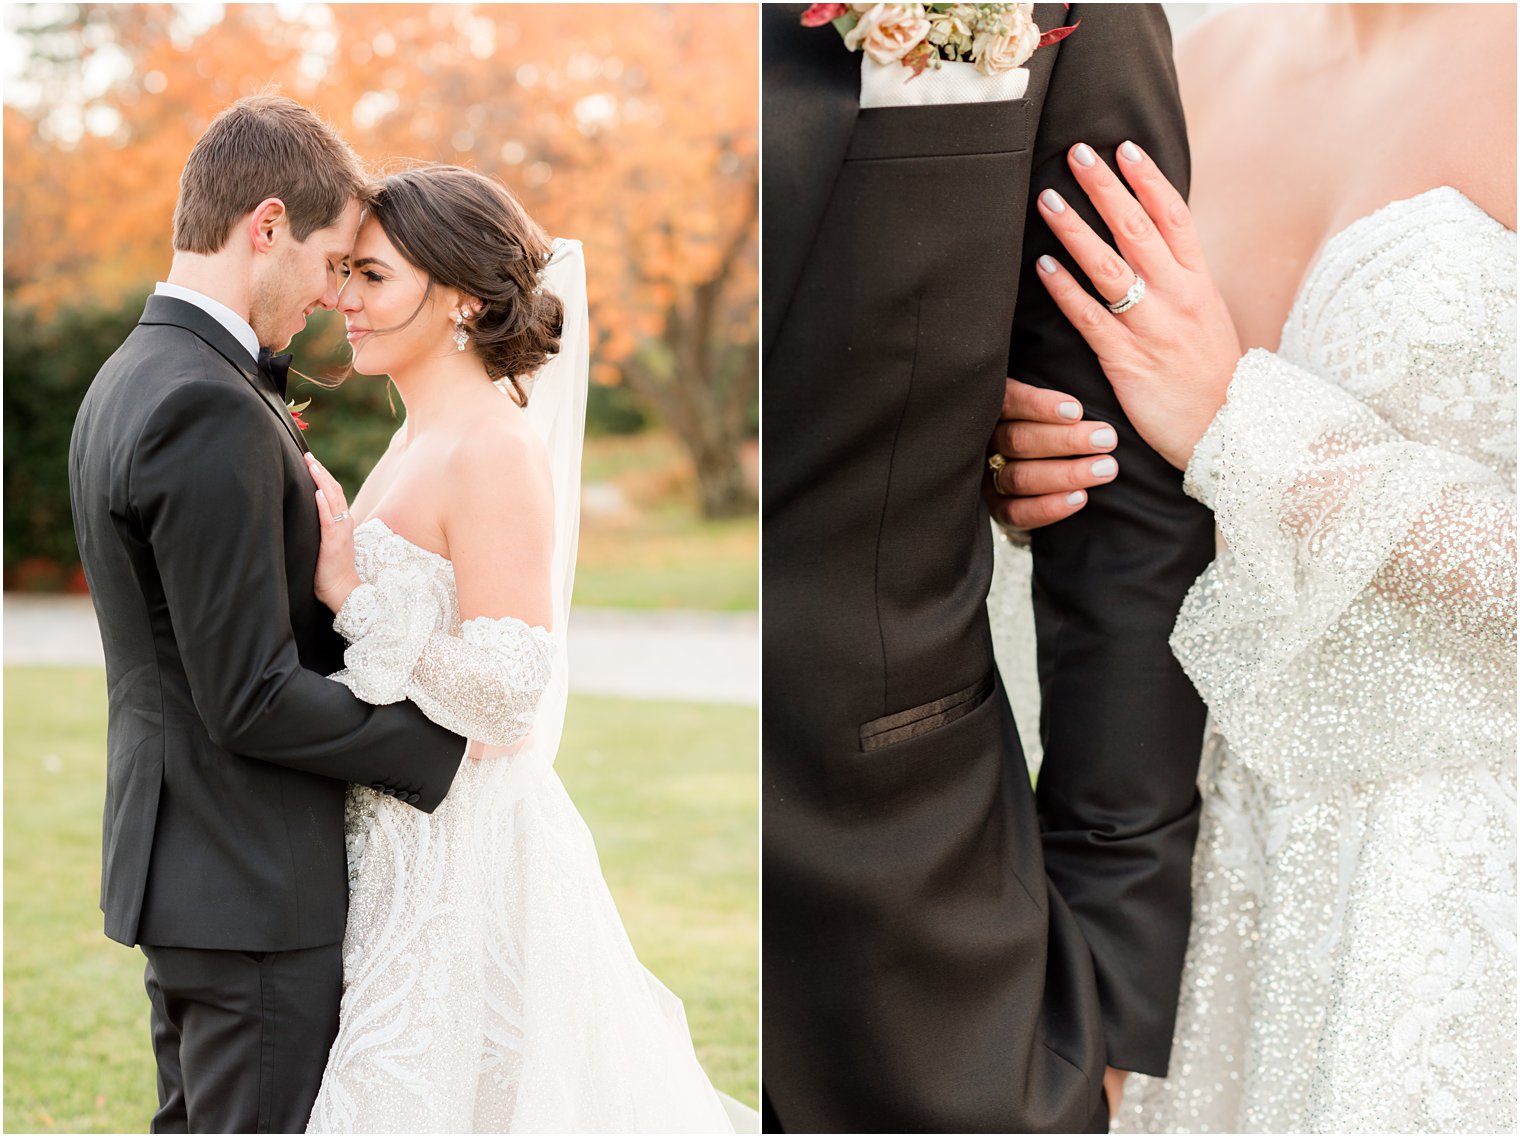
left=407, top=793, right=421, bottom=804
left=370, top=783, right=386, bottom=792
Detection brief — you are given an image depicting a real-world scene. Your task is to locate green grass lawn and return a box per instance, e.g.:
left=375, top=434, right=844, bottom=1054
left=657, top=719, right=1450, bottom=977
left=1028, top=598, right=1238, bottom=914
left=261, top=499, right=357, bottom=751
left=3, top=667, right=757, bottom=1132
left=576, top=432, right=758, bottom=612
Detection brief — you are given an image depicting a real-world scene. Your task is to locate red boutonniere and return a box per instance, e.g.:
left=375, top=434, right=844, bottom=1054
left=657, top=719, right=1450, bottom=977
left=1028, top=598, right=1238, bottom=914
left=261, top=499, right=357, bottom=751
left=287, top=398, right=312, bottom=432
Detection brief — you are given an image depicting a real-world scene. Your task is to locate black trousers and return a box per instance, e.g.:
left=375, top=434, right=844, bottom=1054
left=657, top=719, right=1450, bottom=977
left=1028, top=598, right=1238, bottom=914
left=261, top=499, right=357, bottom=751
left=142, top=943, right=342, bottom=1134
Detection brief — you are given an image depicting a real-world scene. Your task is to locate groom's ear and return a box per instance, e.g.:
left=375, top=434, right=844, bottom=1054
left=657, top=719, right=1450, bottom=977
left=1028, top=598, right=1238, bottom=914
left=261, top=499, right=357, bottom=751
left=247, top=198, right=289, bottom=255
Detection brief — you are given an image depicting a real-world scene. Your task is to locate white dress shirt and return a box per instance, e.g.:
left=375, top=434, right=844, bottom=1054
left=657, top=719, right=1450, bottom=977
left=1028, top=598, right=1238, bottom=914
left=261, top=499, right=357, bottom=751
left=153, top=281, right=261, bottom=365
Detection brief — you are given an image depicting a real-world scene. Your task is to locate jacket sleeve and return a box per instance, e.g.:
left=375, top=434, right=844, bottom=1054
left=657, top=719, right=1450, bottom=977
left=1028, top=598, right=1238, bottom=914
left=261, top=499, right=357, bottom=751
left=130, top=377, right=466, bottom=810
left=1007, top=3, right=1217, bottom=1076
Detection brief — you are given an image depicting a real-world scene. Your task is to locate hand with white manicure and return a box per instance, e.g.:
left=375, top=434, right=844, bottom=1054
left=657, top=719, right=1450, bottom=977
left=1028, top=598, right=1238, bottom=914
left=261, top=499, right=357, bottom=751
left=305, top=452, right=361, bottom=614
left=1033, top=139, right=1242, bottom=471
left=985, top=378, right=1120, bottom=530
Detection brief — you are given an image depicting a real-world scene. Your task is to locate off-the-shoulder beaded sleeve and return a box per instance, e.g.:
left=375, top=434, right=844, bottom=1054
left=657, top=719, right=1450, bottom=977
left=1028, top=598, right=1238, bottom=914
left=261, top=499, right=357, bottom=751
left=1169, top=190, right=1515, bottom=787
left=329, top=534, right=555, bottom=747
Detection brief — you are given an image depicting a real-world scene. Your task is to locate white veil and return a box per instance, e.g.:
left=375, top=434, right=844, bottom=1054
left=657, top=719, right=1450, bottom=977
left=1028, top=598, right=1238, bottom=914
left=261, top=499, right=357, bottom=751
left=499, top=237, right=587, bottom=797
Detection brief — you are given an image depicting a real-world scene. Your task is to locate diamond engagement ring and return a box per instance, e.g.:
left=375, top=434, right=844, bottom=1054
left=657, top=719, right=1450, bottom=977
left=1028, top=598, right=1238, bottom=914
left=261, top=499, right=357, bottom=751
left=1107, top=274, right=1146, bottom=315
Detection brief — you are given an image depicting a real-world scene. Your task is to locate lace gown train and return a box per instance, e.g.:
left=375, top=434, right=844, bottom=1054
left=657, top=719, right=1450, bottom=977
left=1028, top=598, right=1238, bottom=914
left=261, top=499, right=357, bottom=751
left=991, top=187, right=1516, bottom=1132
left=305, top=518, right=735, bottom=1133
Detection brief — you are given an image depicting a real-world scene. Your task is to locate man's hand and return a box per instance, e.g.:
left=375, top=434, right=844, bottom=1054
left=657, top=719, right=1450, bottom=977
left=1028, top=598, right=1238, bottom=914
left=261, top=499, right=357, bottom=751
left=467, top=737, right=528, bottom=761
left=985, top=377, right=1119, bottom=531
left=1104, top=1066, right=1131, bottom=1121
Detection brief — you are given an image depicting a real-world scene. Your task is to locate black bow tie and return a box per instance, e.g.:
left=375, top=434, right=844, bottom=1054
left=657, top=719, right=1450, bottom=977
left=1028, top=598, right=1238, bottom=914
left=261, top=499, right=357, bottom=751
left=257, top=347, right=293, bottom=399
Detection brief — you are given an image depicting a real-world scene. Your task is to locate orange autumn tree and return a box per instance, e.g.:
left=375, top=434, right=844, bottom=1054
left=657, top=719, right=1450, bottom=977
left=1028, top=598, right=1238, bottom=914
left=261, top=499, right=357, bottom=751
left=4, top=3, right=758, bottom=516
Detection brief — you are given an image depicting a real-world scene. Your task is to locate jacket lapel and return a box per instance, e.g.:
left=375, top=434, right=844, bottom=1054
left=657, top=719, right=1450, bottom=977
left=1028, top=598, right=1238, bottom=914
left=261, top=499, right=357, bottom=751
left=762, top=4, right=1075, bottom=356
left=138, top=295, right=310, bottom=455
left=762, top=4, right=861, bottom=356
left=1027, top=3, right=1072, bottom=103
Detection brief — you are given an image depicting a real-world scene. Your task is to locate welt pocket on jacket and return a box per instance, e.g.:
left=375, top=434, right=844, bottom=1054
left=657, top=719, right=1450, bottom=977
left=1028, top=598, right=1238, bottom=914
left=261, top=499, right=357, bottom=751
left=858, top=671, right=996, bottom=752
left=846, top=98, right=1033, bottom=162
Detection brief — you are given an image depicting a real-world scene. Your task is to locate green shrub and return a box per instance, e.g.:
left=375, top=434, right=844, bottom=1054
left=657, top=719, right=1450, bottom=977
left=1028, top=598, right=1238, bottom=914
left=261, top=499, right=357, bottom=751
left=4, top=299, right=144, bottom=585
left=3, top=302, right=417, bottom=585
left=586, top=379, right=652, bottom=437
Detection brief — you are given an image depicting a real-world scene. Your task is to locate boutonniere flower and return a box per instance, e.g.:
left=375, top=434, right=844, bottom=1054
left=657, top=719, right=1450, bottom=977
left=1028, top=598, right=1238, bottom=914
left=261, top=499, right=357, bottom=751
left=802, top=3, right=1078, bottom=80
left=286, top=397, right=312, bottom=432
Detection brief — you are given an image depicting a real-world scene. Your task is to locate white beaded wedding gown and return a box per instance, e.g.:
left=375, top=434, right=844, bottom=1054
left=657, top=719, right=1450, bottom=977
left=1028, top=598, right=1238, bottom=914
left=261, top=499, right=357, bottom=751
left=305, top=241, right=737, bottom=1134
left=993, top=187, right=1516, bottom=1133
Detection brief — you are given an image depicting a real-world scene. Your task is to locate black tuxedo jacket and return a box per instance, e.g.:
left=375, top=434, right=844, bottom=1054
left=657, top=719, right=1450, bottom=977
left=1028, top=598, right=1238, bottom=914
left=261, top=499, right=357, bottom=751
left=762, top=5, right=1217, bottom=1131
left=69, top=295, right=465, bottom=952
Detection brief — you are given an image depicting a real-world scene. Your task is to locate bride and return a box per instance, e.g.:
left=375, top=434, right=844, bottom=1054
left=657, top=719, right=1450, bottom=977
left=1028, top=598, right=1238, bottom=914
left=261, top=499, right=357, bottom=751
left=295, top=164, right=740, bottom=1132
left=987, top=4, right=1514, bottom=1132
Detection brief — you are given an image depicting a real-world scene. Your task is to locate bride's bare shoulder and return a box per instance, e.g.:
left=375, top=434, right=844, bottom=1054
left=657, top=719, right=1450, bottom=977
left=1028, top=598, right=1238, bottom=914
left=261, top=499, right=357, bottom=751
left=442, top=405, right=553, bottom=530
left=454, top=408, right=549, bottom=483
left=1452, top=8, right=1516, bottom=229
left=1173, top=6, right=1265, bottom=96
left=1174, top=6, right=1301, bottom=128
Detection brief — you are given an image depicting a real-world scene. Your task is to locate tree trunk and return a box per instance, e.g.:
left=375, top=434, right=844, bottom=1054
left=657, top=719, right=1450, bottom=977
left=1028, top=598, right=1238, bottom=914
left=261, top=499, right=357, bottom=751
left=619, top=348, right=756, bottom=520
left=691, top=432, right=754, bottom=519
left=616, top=188, right=758, bottom=520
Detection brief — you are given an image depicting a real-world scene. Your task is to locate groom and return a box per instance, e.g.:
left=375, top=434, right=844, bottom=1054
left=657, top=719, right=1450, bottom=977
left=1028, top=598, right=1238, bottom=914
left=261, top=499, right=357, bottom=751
left=69, top=95, right=467, bottom=1132
left=762, top=4, right=1217, bottom=1131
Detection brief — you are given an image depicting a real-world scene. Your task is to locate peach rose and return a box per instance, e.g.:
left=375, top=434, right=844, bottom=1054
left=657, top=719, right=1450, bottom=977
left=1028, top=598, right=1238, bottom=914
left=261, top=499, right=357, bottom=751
left=972, top=7, right=1039, bottom=76
left=845, top=3, right=932, bottom=66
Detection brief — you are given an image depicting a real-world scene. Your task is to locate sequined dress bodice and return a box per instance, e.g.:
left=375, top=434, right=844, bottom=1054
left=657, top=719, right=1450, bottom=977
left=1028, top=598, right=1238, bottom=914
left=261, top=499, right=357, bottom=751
left=991, top=188, right=1516, bottom=1133
left=1113, top=187, right=1517, bottom=1132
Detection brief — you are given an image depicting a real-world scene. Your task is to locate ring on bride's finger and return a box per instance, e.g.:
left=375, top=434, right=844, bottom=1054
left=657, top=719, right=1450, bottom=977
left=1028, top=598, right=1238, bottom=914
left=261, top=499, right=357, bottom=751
left=987, top=453, right=1011, bottom=494
left=331, top=511, right=350, bottom=522
left=1106, top=274, right=1146, bottom=315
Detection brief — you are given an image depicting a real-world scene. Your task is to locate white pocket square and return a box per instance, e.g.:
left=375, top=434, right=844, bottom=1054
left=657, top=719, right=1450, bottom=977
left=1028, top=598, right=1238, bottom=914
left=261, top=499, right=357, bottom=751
left=859, top=56, right=1030, bottom=109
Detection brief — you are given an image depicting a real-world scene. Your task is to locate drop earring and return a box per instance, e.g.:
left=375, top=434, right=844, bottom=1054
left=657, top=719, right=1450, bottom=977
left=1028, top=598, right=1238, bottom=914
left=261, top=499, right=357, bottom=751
left=453, top=310, right=470, bottom=352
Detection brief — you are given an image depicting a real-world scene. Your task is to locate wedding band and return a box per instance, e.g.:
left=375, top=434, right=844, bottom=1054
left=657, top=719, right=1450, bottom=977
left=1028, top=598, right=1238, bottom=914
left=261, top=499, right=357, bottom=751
left=1107, top=274, right=1146, bottom=315
left=987, top=452, right=1010, bottom=494
left=331, top=511, right=350, bottom=522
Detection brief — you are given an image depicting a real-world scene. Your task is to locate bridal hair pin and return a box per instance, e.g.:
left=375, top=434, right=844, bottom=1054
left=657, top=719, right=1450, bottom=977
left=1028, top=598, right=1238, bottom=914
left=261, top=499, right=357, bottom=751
left=533, top=249, right=549, bottom=297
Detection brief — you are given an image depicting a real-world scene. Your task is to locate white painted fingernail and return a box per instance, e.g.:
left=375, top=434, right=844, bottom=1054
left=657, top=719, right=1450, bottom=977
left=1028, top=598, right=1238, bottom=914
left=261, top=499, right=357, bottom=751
left=316, top=489, right=327, bottom=501
left=1057, top=400, right=1081, bottom=419
left=1090, top=427, right=1117, bottom=448
left=1040, top=189, right=1065, bottom=213
left=1072, top=143, right=1096, bottom=167
left=1091, top=457, right=1118, bottom=477
left=1038, top=254, right=1059, bottom=275
left=1120, top=140, right=1142, bottom=163
left=1066, top=491, right=1086, bottom=506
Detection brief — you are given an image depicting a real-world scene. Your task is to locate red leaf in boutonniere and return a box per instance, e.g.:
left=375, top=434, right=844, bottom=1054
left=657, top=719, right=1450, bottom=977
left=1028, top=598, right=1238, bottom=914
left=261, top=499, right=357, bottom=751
left=801, top=3, right=848, bottom=27
left=287, top=397, right=312, bottom=432
left=1037, top=19, right=1080, bottom=48
left=901, top=41, right=936, bottom=80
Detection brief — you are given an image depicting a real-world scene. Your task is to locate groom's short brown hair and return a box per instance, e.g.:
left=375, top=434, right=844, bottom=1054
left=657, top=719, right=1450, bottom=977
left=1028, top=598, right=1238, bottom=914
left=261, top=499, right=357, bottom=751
left=172, top=94, right=369, bottom=255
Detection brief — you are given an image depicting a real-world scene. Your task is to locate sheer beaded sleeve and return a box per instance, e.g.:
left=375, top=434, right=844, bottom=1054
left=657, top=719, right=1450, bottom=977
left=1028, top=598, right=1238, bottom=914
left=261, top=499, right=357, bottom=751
left=330, top=560, right=555, bottom=747
left=1173, top=347, right=1516, bottom=785
left=1184, top=349, right=1515, bottom=647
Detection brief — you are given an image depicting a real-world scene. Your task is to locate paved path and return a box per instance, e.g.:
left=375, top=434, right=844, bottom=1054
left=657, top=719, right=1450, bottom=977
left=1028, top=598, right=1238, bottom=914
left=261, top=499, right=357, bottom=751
left=3, top=595, right=758, bottom=707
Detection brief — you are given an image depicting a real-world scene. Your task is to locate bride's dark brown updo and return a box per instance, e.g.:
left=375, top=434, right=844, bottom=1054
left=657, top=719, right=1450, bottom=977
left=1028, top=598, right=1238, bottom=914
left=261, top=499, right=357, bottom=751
left=369, top=164, right=562, bottom=406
